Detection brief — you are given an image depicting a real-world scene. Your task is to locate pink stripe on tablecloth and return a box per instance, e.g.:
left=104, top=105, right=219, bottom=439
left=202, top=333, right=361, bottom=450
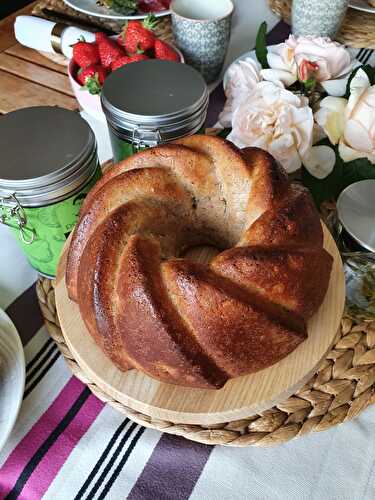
left=24, top=394, right=104, bottom=500
left=0, top=377, right=82, bottom=493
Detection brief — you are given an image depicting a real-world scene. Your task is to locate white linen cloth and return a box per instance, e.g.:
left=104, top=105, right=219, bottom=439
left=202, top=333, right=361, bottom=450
left=14, top=16, right=95, bottom=59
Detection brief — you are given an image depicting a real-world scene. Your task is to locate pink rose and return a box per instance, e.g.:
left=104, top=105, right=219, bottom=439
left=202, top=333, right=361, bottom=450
left=299, top=60, right=319, bottom=82
left=261, top=35, right=353, bottom=96
left=293, top=36, right=353, bottom=96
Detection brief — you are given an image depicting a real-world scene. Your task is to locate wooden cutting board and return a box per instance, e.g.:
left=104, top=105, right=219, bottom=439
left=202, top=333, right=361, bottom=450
left=55, top=225, right=345, bottom=425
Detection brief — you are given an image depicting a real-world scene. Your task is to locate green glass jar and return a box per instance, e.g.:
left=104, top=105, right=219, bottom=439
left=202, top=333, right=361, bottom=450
left=101, top=60, right=209, bottom=162
left=0, top=107, right=101, bottom=277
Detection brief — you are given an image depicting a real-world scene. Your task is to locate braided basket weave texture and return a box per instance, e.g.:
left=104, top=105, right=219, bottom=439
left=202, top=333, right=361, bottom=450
left=269, top=0, right=375, bottom=48
left=37, top=278, right=375, bottom=447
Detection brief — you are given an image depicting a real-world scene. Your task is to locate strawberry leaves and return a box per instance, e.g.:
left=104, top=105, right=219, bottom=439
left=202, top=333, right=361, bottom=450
left=81, top=73, right=103, bottom=95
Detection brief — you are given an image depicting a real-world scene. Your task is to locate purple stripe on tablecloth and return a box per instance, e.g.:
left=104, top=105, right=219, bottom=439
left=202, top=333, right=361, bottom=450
left=5, top=282, right=43, bottom=346
left=206, top=84, right=226, bottom=127
left=266, top=20, right=291, bottom=45
left=24, top=393, right=104, bottom=499
left=206, top=21, right=291, bottom=127
left=0, top=378, right=85, bottom=496
left=128, top=434, right=213, bottom=500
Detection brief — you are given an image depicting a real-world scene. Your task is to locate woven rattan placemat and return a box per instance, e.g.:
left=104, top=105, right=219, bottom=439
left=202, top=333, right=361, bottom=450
left=36, top=277, right=375, bottom=447
left=269, top=0, right=375, bottom=48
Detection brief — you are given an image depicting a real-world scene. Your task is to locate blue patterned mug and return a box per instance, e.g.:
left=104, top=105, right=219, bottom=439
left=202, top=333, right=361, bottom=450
left=171, top=0, right=234, bottom=84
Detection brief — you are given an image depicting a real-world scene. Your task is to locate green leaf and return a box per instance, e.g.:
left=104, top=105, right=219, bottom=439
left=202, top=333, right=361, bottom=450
left=303, top=78, right=316, bottom=92
left=84, top=73, right=102, bottom=95
left=255, top=22, right=269, bottom=69
left=341, top=156, right=375, bottom=189
left=216, top=128, right=231, bottom=139
left=143, top=14, right=157, bottom=31
left=302, top=138, right=375, bottom=207
left=70, top=35, right=86, bottom=48
left=345, top=65, right=375, bottom=98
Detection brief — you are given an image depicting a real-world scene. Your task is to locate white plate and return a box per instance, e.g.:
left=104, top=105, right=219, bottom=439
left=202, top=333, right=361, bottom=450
left=337, top=180, right=375, bottom=253
left=349, top=0, right=375, bottom=14
left=63, top=0, right=170, bottom=20
left=0, top=308, right=25, bottom=452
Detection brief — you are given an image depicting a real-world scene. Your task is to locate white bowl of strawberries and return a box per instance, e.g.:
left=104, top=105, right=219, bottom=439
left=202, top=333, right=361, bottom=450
left=68, top=16, right=184, bottom=122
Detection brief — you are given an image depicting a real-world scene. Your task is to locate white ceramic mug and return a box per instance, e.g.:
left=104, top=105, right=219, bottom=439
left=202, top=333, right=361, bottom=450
left=171, top=0, right=234, bottom=83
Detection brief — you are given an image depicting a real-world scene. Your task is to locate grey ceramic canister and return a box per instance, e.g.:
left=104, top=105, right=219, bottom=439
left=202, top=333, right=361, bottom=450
left=292, top=0, right=350, bottom=38
left=171, top=0, right=234, bottom=84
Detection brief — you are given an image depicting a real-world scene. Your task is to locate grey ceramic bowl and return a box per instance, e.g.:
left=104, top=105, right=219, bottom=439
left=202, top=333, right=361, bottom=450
left=337, top=180, right=375, bottom=253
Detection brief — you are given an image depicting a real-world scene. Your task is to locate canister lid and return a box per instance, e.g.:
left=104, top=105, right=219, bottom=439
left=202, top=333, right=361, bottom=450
left=101, top=60, right=209, bottom=131
left=337, top=179, right=375, bottom=253
left=0, top=107, right=97, bottom=206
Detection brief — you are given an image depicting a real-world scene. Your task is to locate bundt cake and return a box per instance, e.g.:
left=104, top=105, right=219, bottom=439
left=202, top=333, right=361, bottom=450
left=66, top=135, right=333, bottom=389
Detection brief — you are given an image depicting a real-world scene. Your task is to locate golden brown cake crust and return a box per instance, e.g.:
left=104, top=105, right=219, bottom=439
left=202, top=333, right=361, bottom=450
left=66, top=136, right=333, bottom=389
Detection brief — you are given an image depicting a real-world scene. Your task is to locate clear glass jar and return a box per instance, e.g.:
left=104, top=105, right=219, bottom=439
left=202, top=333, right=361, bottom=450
left=101, top=60, right=209, bottom=162
left=0, top=107, right=100, bottom=277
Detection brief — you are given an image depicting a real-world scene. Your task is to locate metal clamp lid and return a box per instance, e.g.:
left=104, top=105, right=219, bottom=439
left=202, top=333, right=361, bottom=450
left=0, top=193, right=35, bottom=245
left=131, top=126, right=163, bottom=151
left=0, top=107, right=98, bottom=207
left=101, top=60, right=209, bottom=136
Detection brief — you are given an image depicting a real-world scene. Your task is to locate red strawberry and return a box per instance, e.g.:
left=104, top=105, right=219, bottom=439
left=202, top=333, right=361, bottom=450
left=128, top=53, right=149, bottom=62
left=97, top=36, right=125, bottom=69
left=111, top=55, right=131, bottom=71
left=111, top=53, right=149, bottom=71
left=95, top=32, right=108, bottom=44
left=119, top=15, right=156, bottom=54
left=138, top=0, right=170, bottom=12
left=154, top=39, right=179, bottom=62
left=72, top=37, right=100, bottom=68
left=77, top=64, right=107, bottom=94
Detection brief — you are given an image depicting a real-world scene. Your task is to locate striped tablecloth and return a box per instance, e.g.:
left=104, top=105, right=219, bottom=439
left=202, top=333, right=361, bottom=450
left=1, top=21, right=375, bottom=500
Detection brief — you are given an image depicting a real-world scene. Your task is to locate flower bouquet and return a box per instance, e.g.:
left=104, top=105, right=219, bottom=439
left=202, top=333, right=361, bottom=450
left=220, top=23, right=375, bottom=206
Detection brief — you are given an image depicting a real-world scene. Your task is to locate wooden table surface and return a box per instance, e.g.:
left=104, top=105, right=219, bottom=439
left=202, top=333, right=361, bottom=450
left=0, top=2, right=77, bottom=114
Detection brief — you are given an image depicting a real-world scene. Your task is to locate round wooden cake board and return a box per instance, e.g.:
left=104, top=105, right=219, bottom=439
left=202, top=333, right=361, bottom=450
left=55, top=225, right=345, bottom=426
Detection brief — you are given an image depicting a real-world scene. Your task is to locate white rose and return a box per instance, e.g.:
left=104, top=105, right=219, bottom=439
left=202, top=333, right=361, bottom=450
left=315, top=69, right=375, bottom=163
left=293, top=37, right=353, bottom=96
left=341, top=69, right=375, bottom=162
left=227, top=81, right=313, bottom=173
left=315, top=96, right=348, bottom=145
left=218, top=57, right=262, bottom=127
left=260, top=35, right=298, bottom=87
